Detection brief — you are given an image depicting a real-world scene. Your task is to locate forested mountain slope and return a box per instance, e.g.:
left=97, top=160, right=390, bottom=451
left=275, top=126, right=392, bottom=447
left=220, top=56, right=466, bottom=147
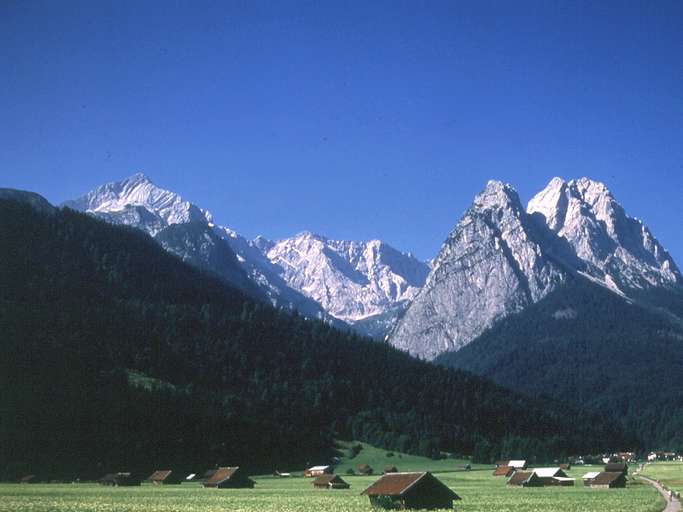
left=0, top=194, right=632, bottom=479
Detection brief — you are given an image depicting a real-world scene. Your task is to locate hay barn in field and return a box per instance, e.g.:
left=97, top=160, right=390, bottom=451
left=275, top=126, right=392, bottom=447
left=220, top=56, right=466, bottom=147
left=304, top=465, right=332, bottom=477
left=493, top=465, right=514, bottom=477
left=582, top=471, right=600, bottom=486
left=313, top=474, right=350, bottom=489
left=98, top=472, right=141, bottom=486
left=202, top=467, right=255, bottom=489
left=361, top=472, right=460, bottom=510
left=533, top=467, right=574, bottom=486
left=507, top=471, right=543, bottom=487
left=146, top=469, right=183, bottom=485
left=589, top=472, right=627, bottom=488
left=604, top=463, right=628, bottom=475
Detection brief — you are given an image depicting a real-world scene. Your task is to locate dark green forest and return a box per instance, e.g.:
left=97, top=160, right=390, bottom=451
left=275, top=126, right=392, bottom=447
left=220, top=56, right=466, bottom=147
left=438, top=277, right=683, bottom=451
left=0, top=198, right=632, bottom=480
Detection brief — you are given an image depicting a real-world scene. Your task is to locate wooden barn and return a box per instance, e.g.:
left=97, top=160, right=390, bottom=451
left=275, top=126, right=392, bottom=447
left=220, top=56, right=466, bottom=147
left=304, top=465, right=332, bottom=477
left=313, top=474, right=350, bottom=489
left=200, top=469, right=217, bottom=482
left=99, top=472, right=141, bottom=487
left=533, top=468, right=574, bottom=486
left=589, top=472, right=627, bottom=489
left=357, top=464, right=374, bottom=475
left=507, top=471, right=543, bottom=487
left=146, top=469, right=183, bottom=485
left=559, top=463, right=571, bottom=470
left=508, top=460, right=527, bottom=469
left=384, top=465, right=398, bottom=474
left=493, top=465, right=515, bottom=477
left=604, top=463, right=628, bottom=475
left=361, top=472, right=460, bottom=510
left=582, top=471, right=600, bottom=486
left=202, top=467, right=255, bottom=489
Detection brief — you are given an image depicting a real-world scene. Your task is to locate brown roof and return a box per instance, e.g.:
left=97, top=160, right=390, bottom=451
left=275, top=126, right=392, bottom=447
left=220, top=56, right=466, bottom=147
left=204, top=467, right=240, bottom=485
left=148, top=470, right=172, bottom=482
left=313, top=475, right=349, bottom=487
left=361, top=472, right=459, bottom=499
left=493, top=465, right=514, bottom=476
left=508, top=471, right=536, bottom=486
left=592, top=472, right=624, bottom=485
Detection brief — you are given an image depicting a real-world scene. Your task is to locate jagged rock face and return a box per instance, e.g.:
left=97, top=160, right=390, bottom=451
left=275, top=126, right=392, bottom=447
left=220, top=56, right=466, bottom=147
left=62, top=173, right=426, bottom=336
left=389, top=181, right=568, bottom=360
left=62, top=172, right=212, bottom=235
left=265, top=233, right=430, bottom=323
left=528, top=177, right=681, bottom=292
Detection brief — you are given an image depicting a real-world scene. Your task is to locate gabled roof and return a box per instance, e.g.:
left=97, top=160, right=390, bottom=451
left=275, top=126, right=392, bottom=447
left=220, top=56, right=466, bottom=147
left=582, top=471, right=600, bottom=479
left=307, top=465, right=330, bottom=471
left=592, top=472, right=624, bottom=485
left=313, top=475, right=348, bottom=486
left=493, top=465, right=514, bottom=476
left=534, top=467, right=566, bottom=478
left=361, top=472, right=459, bottom=499
left=148, top=470, right=172, bottom=481
left=507, top=471, right=541, bottom=486
left=204, top=467, right=240, bottom=485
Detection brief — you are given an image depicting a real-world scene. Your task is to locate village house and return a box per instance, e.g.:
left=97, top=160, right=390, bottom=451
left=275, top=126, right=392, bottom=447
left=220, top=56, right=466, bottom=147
left=361, top=472, right=460, bottom=510
left=146, top=470, right=183, bottom=485
left=313, top=474, right=350, bottom=489
left=588, top=472, right=627, bottom=489
left=533, top=467, right=574, bottom=486
left=492, top=466, right=515, bottom=477
left=507, top=471, right=543, bottom=487
left=202, top=467, right=255, bottom=488
left=304, top=465, right=332, bottom=477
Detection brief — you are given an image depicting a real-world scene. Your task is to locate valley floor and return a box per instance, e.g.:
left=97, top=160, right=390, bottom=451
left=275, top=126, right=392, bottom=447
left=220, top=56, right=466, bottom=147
left=0, top=466, right=664, bottom=512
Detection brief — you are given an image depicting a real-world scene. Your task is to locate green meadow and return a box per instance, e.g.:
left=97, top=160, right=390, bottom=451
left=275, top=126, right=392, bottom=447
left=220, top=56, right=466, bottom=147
left=641, top=462, right=683, bottom=494
left=0, top=465, right=663, bottom=512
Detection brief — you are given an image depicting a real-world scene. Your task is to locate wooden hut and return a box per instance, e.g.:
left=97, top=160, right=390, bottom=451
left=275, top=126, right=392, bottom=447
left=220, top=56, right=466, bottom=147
left=304, top=465, right=332, bottom=477
left=147, top=469, right=183, bottom=485
left=203, top=467, right=254, bottom=488
left=582, top=471, right=600, bottom=486
left=533, top=468, right=574, bottom=486
left=98, top=472, right=141, bottom=486
left=589, top=472, right=626, bottom=489
left=199, top=469, right=217, bottom=482
left=493, top=465, right=514, bottom=477
left=357, top=464, right=374, bottom=476
left=361, top=472, right=460, bottom=510
left=604, top=463, right=628, bottom=475
left=507, top=471, right=543, bottom=487
left=384, top=465, right=398, bottom=474
left=313, top=474, right=350, bottom=489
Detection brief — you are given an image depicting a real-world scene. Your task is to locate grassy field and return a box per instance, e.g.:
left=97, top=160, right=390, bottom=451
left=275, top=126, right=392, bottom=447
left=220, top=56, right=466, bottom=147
left=641, top=462, right=683, bottom=494
left=0, top=464, right=663, bottom=511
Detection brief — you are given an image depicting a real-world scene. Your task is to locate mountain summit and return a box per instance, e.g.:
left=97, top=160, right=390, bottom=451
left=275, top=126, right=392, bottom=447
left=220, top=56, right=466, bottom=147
left=527, top=177, right=681, bottom=292
left=389, top=178, right=681, bottom=360
left=389, top=180, right=569, bottom=359
left=63, top=173, right=428, bottom=336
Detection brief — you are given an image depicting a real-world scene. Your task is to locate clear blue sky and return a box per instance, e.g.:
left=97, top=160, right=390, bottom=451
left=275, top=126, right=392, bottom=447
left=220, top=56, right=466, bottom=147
left=1, top=0, right=681, bottom=262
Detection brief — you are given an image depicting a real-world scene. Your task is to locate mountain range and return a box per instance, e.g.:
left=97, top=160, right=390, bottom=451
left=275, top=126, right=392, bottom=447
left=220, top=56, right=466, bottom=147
left=48, top=172, right=683, bottom=448
left=63, top=173, right=430, bottom=337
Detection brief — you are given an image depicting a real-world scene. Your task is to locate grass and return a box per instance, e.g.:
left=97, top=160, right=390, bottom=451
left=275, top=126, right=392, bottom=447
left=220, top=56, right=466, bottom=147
left=0, top=464, right=664, bottom=511
left=641, top=461, right=683, bottom=494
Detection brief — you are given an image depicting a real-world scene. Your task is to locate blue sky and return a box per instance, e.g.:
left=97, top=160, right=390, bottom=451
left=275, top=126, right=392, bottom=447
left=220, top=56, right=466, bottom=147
left=1, top=0, right=681, bottom=261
